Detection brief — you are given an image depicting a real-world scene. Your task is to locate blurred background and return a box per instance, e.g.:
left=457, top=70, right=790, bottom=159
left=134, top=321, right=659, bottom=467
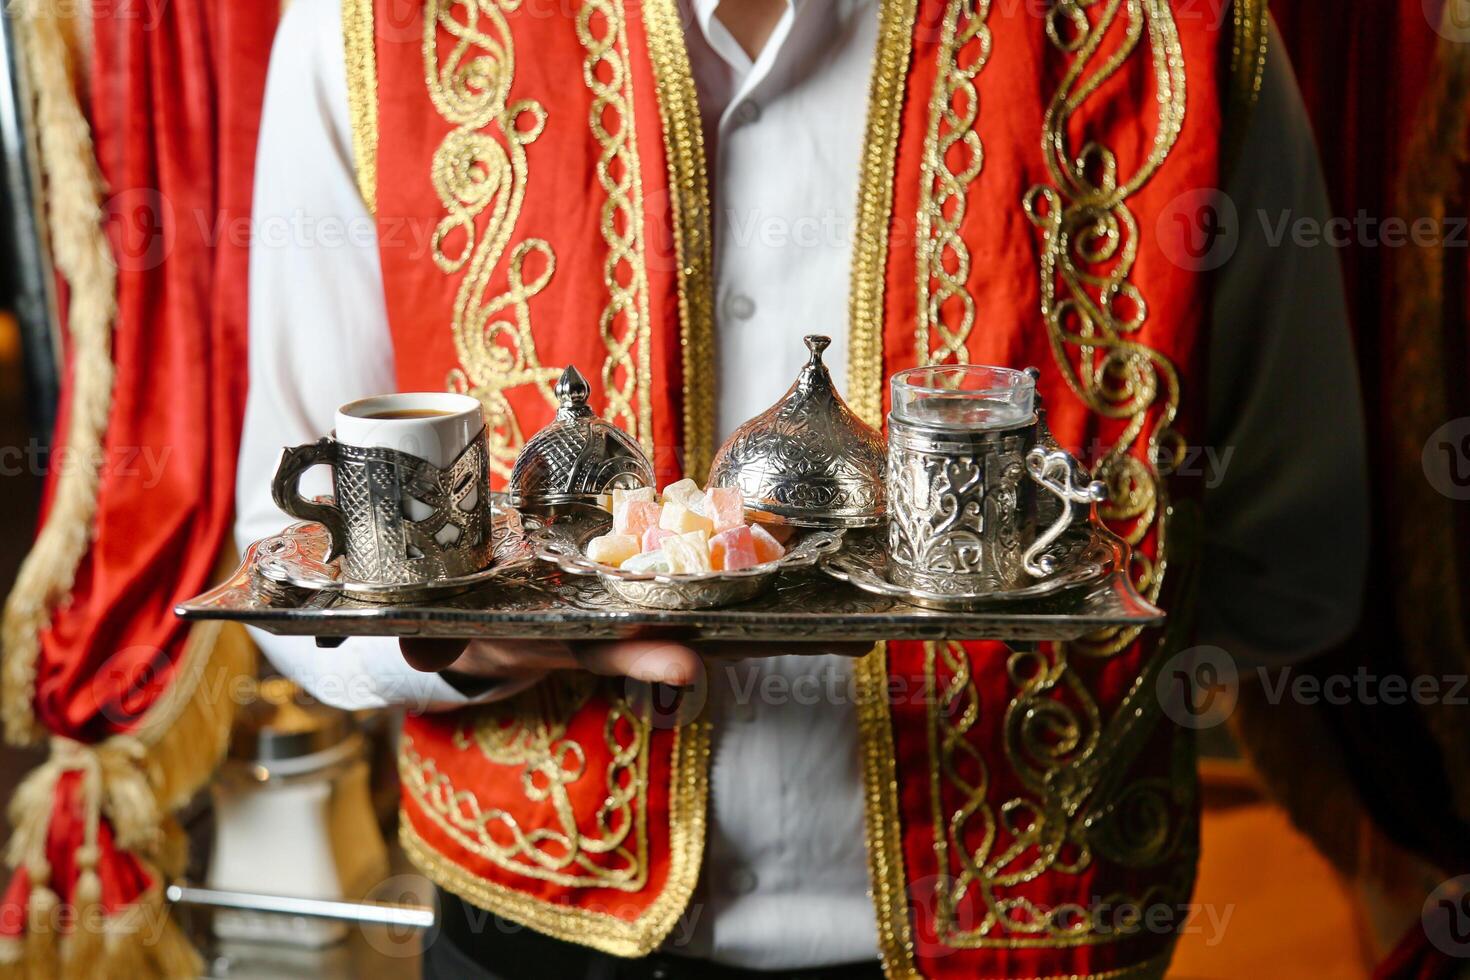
left=0, top=1, right=1466, bottom=978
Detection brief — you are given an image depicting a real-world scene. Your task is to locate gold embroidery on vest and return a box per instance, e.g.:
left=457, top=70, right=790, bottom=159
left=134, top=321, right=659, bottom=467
left=915, top=0, right=991, bottom=366
left=425, top=0, right=561, bottom=478
left=847, top=0, right=920, bottom=432
left=579, top=0, right=655, bottom=455
left=643, top=0, right=716, bottom=478
left=1022, top=0, right=1186, bottom=650
left=341, top=0, right=378, bottom=212
left=401, top=677, right=651, bottom=890
left=400, top=716, right=712, bottom=959
left=920, top=0, right=1194, bottom=951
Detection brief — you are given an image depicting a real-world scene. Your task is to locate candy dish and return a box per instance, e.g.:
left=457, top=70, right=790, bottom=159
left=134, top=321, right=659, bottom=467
left=530, top=511, right=844, bottom=610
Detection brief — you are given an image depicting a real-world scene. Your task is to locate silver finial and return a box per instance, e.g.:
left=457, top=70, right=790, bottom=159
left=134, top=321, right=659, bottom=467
left=555, top=365, right=594, bottom=419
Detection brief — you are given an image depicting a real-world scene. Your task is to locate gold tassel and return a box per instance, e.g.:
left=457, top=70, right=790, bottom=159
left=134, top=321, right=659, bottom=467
left=2, top=623, right=256, bottom=979
left=60, top=864, right=101, bottom=980
left=24, top=878, right=60, bottom=980
left=97, top=880, right=202, bottom=980
left=0, top=936, right=22, bottom=980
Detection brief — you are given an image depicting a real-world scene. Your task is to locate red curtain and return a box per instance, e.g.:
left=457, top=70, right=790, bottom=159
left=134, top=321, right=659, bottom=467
left=1, top=0, right=278, bottom=971
left=1248, top=1, right=1470, bottom=975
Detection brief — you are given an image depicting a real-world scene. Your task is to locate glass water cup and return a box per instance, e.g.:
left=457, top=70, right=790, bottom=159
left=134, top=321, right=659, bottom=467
left=889, top=365, right=1036, bottom=431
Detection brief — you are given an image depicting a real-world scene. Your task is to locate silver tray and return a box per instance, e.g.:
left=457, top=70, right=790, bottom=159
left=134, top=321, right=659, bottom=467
left=177, top=508, right=1164, bottom=644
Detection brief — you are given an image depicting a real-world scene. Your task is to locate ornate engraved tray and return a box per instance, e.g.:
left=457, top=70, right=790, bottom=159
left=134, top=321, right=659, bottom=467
left=178, top=508, right=1163, bottom=644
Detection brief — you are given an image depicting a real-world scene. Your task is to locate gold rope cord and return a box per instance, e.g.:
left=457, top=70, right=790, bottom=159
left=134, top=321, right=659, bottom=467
left=579, top=0, right=655, bottom=455
left=425, top=0, right=562, bottom=479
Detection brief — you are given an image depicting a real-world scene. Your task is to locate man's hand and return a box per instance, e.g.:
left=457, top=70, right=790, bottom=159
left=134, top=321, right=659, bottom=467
left=399, top=638, right=874, bottom=689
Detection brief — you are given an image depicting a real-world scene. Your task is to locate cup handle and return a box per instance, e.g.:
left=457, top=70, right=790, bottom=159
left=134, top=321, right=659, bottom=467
left=1022, top=447, right=1107, bottom=578
left=271, top=438, right=349, bottom=562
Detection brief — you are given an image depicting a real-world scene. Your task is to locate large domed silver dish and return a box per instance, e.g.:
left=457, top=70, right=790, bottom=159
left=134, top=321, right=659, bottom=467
left=707, top=335, right=885, bottom=528
left=507, top=365, right=654, bottom=509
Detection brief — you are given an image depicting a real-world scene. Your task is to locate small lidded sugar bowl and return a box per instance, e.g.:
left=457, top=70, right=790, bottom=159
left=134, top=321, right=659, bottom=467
left=707, top=335, right=885, bottom=527
left=507, top=365, right=655, bottom=509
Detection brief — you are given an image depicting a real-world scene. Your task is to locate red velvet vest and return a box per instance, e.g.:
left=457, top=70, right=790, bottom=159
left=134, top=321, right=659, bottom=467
left=346, top=0, right=1268, bottom=975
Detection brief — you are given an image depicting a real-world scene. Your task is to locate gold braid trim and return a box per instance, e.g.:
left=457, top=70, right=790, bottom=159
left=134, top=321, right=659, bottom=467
left=855, top=645, right=921, bottom=980
left=1, top=0, right=118, bottom=745
left=342, top=0, right=379, bottom=212
left=1223, top=0, right=1269, bottom=175
left=846, top=3, right=920, bottom=973
left=401, top=719, right=710, bottom=958
left=847, top=0, right=920, bottom=430
left=643, top=0, right=715, bottom=479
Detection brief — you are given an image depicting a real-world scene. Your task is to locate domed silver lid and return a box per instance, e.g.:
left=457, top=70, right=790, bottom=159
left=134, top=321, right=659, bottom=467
left=508, top=366, right=655, bottom=508
left=707, top=335, right=885, bottom=527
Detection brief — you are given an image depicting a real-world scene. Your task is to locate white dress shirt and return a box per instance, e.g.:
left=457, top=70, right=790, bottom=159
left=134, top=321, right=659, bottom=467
left=237, top=0, right=1367, bottom=969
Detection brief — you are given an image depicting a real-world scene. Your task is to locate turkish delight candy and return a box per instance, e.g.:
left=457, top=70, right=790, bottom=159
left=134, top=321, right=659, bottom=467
left=658, top=499, right=715, bottom=536
left=664, top=530, right=713, bottom=574
left=610, top=486, right=656, bottom=512
left=614, top=499, right=661, bottom=538
left=748, top=523, right=786, bottom=564
left=642, top=525, right=675, bottom=552
left=622, top=549, right=671, bottom=574
left=587, top=533, right=639, bottom=567
left=663, top=478, right=707, bottom=515
left=710, top=526, right=758, bottom=571
left=705, top=486, right=745, bottom=532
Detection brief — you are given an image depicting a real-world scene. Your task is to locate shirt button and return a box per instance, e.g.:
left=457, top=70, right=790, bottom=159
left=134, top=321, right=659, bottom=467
left=734, top=100, right=761, bottom=125
left=724, top=293, right=756, bottom=321
left=728, top=868, right=759, bottom=895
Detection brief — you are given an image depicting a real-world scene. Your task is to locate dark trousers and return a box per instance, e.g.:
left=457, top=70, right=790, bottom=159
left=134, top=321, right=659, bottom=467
left=422, top=890, right=884, bottom=980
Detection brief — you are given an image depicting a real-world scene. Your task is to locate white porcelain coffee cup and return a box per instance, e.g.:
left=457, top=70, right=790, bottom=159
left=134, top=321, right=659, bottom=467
left=335, top=393, right=484, bottom=520
left=272, top=392, right=492, bottom=585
